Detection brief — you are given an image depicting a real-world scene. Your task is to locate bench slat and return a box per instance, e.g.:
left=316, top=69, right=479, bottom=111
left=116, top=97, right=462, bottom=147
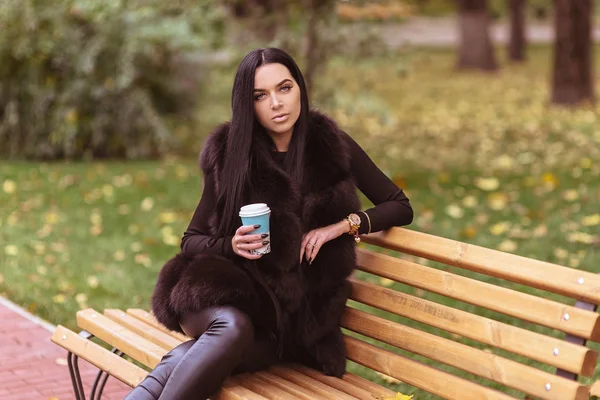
left=50, top=325, right=148, bottom=388
left=287, top=364, right=380, bottom=400
left=77, top=308, right=166, bottom=368
left=211, top=385, right=270, bottom=400
left=349, top=277, right=598, bottom=376
left=356, top=248, right=600, bottom=341
left=268, top=365, right=359, bottom=399
left=343, top=310, right=589, bottom=400
left=126, top=308, right=190, bottom=342
left=339, top=372, right=397, bottom=398
left=362, top=228, right=600, bottom=306
left=228, top=374, right=304, bottom=399
left=345, top=335, right=517, bottom=400
left=104, top=309, right=182, bottom=350
left=253, top=371, right=330, bottom=400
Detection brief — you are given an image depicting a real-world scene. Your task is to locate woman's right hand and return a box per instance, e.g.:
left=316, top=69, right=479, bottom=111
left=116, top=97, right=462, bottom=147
left=232, top=224, right=269, bottom=260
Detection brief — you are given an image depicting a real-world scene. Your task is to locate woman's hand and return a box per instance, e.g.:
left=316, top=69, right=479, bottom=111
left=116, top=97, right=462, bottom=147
left=232, top=225, right=270, bottom=260
left=300, top=221, right=349, bottom=265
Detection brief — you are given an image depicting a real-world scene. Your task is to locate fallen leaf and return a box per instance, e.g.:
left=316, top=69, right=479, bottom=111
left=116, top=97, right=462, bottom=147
left=487, top=192, right=508, bottom=210
left=141, top=197, right=154, bottom=211
left=2, top=179, right=16, bottom=194
left=498, top=239, right=518, bottom=253
left=87, top=276, right=99, bottom=289
left=55, top=358, right=68, bottom=366
left=53, top=294, right=66, bottom=304
left=562, top=189, right=579, bottom=202
left=379, top=278, right=395, bottom=287
left=475, top=177, right=499, bottom=191
left=489, top=222, right=511, bottom=236
left=462, top=195, right=478, bottom=208
left=445, top=204, right=464, bottom=219
left=5, top=245, right=18, bottom=256
left=582, top=214, right=600, bottom=227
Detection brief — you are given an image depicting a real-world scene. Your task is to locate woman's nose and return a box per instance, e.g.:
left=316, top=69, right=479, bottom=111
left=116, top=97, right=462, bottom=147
left=270, top=93, right=281, bottom=109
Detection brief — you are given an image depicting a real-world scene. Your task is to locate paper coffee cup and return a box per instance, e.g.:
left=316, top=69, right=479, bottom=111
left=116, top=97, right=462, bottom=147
left=239, top=203, right=271, bottom=255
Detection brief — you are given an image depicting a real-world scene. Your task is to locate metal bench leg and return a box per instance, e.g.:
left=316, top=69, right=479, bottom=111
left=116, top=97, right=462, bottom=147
left=556, top=299, right=598, bottom=380
left=68, top=351, right=87, bottom=400
left=90, top=348, right=124, bottom=400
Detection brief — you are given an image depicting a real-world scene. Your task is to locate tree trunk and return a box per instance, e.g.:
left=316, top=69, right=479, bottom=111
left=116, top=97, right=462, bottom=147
left=508, top=0, right=526, bottom=61
left=551, top=0, right=594, bottom=105
left=456, top=0, right=498, bottom=71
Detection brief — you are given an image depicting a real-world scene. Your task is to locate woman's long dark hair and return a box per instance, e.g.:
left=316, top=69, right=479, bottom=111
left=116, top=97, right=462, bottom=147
left=214, top=48, right=311, bottom=239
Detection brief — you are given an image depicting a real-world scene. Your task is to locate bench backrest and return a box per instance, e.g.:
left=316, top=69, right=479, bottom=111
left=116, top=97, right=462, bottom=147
left=343, top=227, right=600, bottom=400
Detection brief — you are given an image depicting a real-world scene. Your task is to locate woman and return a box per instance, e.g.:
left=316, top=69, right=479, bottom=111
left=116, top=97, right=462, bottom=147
left=126, top=47, right=413, bottom=399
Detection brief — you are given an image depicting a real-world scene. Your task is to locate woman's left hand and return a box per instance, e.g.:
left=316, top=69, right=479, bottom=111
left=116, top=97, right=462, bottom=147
left=300, top=220, right=349, bottom=265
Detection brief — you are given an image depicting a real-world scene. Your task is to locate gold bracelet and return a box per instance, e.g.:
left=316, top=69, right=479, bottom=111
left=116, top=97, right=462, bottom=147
left=360, top=211, right=371, bottom=234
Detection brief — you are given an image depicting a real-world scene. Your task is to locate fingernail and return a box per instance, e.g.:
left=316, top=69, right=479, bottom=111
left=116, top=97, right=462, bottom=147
left=262, top=240, right=270, bottom=245
left=254, top=224, right=261, bottom=229
left=261, top=233, right=269, bottom=238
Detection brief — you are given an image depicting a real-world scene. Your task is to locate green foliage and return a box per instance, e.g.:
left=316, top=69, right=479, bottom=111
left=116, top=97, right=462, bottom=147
left=3, top=46, right=600, bottom=397
left=0, top=0, right=225, bottom=160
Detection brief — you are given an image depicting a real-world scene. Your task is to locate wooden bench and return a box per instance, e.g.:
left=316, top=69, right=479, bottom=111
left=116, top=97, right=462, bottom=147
left=51, top=227, right=600, bottom=399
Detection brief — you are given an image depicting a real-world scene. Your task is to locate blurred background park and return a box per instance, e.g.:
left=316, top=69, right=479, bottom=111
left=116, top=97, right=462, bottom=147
left=1, top=0, right=600, bottom=398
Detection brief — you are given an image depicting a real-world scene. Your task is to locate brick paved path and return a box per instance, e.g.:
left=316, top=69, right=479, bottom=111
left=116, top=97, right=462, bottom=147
left=0, top=297, right=131, bottom=400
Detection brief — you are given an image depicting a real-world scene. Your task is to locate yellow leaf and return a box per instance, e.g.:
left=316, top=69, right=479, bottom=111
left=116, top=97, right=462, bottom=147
left=90, top=225, right=103, bottom=236
left=487, top=192, right=508, bottom=211
left=128, top=224, right=140, bottom=235
left=379, top=278, right=395, bottom=287
left=87, top=276, right=99, bottom=289
left=375, top=371, right=401, bottom=384
left=542, top=172, right=559, bottom=190
left=498, top=239, right=518, bottom=253
left=381, top=393, right=414, bottom=400
left=582, top=214, right=600, bottom=226
left=5, top=245, right=18, bottom=256
left=475, top=177, right=499, bottom=191
left=55, top=357, right=68, bottom=366
left=460, top=226, right=477, bottom=239
left=462, top=195, right=478, bottom=208
left=159, top=211, right=178, bottom=224
left=580, top=157, right=592, bottom=169
left=2, top=179, right=16, bottom=194
left=489, top=222, right=511, bottom=236
left=554, top=248, right=568, bottom=260
left=75, top=293, right=88, bottom=304
left=562, top=189, right=579, bottom=202
left=118, top=204, right=131, bottom=215
left=102, top=184, right=114, bottom=197
left=130, top=242, right=142, bottom=252
left=45, top=211, right=59, bottom=225
left=445, top=204, right=464, bottom=219
left=141, top=197, right=154, bottom=211
left=53, top=294, right=66, bottom=304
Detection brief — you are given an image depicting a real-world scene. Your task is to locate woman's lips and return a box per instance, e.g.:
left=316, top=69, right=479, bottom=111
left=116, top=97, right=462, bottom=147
left=272, top=114, right=289, bottom=123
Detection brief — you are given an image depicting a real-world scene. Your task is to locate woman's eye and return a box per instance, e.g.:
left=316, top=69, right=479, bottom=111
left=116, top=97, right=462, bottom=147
left=254, top=93, right=265, bottom=100
left=281, top=85, right=292, bottom=92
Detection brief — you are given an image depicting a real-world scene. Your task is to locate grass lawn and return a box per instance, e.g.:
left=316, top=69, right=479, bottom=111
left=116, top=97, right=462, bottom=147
left=1, top=44, right=600, bottom=398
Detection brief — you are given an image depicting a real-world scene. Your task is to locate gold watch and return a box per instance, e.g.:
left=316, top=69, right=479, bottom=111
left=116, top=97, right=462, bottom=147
left=346, top=213, right=361, bottom=243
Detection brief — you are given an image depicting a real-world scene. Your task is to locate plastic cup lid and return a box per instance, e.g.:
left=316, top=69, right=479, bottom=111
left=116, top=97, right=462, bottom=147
left=239, top=203, right=271, bottom=217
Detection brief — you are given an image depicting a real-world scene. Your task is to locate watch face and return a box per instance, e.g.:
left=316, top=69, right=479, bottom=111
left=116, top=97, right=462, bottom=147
left=350, top=214, right=361, bottom=225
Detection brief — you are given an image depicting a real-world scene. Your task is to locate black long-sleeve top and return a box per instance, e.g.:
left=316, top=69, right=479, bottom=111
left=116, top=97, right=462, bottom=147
left=180, top=131, right=413, bottom=258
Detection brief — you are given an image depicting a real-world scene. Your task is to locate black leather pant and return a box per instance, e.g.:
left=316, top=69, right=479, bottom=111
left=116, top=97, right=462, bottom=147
left=124, top=305, right=279, bottom=400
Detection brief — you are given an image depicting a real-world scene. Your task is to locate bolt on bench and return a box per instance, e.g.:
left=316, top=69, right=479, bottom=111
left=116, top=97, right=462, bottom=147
left=52, top=227, right=600, bottom=399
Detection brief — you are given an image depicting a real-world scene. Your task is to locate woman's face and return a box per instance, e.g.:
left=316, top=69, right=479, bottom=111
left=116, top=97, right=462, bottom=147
left=253, top=63, right=301, bottom=139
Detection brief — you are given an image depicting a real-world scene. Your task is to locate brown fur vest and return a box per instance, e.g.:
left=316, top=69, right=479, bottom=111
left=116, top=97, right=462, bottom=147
left=151, top=110, right=360, bottom=377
